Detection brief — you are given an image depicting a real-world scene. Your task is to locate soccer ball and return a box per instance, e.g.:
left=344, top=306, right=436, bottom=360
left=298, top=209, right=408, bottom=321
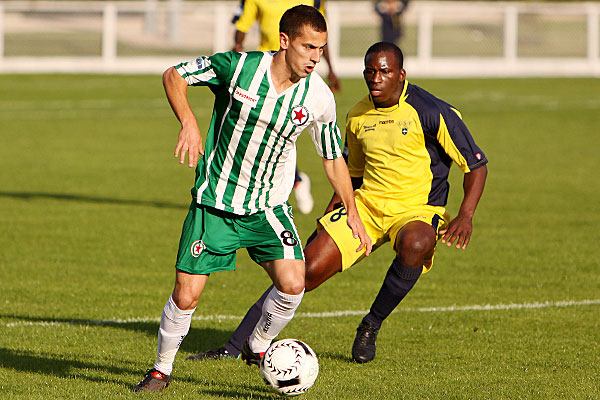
left=260, top=339, right=319, bottom=396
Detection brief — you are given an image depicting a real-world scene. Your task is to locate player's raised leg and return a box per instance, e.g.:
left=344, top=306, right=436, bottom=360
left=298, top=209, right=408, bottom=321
left=134, top=271, right=208, bottom=392
left=186, top=286, right=271, bottom=361
left=352, top=221, right=436, bottom=363
left=187, top=229, right=343, bottom=360
left=241, top=258, right=306, bottom=365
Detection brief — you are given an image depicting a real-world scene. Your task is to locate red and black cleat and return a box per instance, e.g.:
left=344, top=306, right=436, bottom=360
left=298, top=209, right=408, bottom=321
left=241, top=338, right=265, bottom=366
left=132, top=368, right=172, bottom=392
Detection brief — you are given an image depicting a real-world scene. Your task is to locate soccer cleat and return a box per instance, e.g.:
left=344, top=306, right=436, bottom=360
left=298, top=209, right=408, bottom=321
left=294, top=171, right=314, bottom=214
left=351, top=320, right=380, bottom=364
left=132, top=368, right=172, bottom=392
left=241, top=338, right=265, bottom=366
left=186, top=346, right=235, bottom=361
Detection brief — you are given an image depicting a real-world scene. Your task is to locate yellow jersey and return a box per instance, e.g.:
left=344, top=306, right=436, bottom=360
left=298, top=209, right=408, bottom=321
left=235, top=0, right=326, bottom=51
left=346, top=81, right=487, bottom=209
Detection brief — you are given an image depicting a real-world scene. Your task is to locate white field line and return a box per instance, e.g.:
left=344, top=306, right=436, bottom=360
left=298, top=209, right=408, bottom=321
left=2, top=299, right=599, bottom=329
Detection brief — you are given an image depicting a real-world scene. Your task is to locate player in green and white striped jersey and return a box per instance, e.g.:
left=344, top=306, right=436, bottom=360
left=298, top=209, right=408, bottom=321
left=133, top=5, right=372, bottom=392
left=175, top=47, right=339, bottom=215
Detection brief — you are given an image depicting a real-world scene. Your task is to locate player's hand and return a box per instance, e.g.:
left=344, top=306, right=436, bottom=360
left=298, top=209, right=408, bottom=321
left=174, top=121, right=204, bottom=168
left=439, top=213, right=473, bottom=249
left=346, top=209, right=372, bottom=256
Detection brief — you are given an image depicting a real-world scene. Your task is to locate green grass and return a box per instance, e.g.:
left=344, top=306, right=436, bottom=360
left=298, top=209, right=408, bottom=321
left=1, top=75, right=599, bottom=399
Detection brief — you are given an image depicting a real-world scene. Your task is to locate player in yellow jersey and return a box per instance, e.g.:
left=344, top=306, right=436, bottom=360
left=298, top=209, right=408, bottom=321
left=187, top=41, right=488, bottom=364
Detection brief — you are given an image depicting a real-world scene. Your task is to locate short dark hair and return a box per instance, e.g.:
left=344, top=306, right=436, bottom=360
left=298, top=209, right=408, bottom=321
left=365, top=41, right=404, bottom=69
left=280, top=5, right=327, bottom=40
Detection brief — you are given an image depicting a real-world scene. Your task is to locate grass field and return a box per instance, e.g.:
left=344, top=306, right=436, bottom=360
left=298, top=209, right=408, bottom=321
left=1, top=74, right=599, bottom=399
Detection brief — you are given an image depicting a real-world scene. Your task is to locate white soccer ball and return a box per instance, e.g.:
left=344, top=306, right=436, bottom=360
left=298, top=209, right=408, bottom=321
left=260, top=339, right=319, bottom=396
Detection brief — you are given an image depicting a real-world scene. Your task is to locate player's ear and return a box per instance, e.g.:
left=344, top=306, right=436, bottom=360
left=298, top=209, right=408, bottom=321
left=279, top=32, right=290, bottom=50
left=399, top=68, right=407, bottom=82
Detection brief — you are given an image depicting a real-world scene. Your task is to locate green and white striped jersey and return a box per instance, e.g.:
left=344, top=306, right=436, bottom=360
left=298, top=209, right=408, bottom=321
left=175, top=51, right=342, bottom=215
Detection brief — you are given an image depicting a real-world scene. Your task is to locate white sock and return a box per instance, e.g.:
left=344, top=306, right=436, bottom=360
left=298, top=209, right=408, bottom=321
left=154, top=296, right=195, bottom=375
left=249, top=287, right=304, bottom=353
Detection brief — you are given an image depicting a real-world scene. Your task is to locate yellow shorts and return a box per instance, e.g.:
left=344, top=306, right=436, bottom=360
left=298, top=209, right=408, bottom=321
left=318, top=193, right=449, bottom=272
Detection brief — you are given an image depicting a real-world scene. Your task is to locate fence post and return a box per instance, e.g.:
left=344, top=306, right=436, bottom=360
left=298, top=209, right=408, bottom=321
left=214, top=2, right=229, bottom=53
left=326, top=1, right=340, bottom=69
left=144, top=0, right=158, bottom=35
left=504, top=5, right=518, bottom=64
left=0, top=4, right=4, bottom=62
left=167, top=0, right=181, bottom=42
left=102, top=3, right=117, bottom=66
left=417, top=4, right=433, bottom=64
left=587, top=3, right=599, bottom=66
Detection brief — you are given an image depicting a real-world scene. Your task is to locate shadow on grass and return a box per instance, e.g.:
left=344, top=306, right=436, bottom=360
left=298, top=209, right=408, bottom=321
left=0, top=347, right=255, bottom=393
left=0, top=191, right=188, bottom=210
left=0, top=347, right=138, bottom=387
left=0, top=313, right=235, bottom=354
left=0, top=316, right=255, bottom=392
left=0, top=345, right=283, bottom=397
left=318, top=350, right=355, bottom=364
left=0, top=315, right=327, bottom=397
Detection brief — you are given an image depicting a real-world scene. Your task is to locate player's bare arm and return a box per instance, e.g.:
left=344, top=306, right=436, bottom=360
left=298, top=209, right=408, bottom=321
left=322, top=45, right=340, bottom=92
left=322, top=175, right=363, bottom=214
left=162, top=67, right=204, bottom=167
left=321, top=157, right=372, bottom=255
left=440, top=165, right=488, bottom=249
left=233, top=30, right=246, bottom=52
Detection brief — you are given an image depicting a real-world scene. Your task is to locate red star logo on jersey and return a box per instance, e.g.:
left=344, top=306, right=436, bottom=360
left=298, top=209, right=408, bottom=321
left=190, top=239, right=206, bottom=258
left=293, top=108, right=305, bottom=123
left=291, top=105, right=309, bottom=126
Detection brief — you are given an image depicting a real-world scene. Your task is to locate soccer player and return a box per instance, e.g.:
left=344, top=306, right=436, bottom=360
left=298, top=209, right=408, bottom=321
left=132, top=6, right=371, bottom=392
left=233, top=0, right=340, bottom=92
left=186, top=41, right=488, bottom=364
left=233, top=0, right=341, bottom=214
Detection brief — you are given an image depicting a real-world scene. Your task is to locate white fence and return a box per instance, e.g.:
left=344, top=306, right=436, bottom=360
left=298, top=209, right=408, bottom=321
left=0, top=0, right=599, bottom=77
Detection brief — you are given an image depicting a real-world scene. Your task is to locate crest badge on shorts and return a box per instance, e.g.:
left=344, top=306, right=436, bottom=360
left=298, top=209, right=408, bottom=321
left=291, top=105, right=309, bottom=126
left=190, top=239, right=206, bottom=258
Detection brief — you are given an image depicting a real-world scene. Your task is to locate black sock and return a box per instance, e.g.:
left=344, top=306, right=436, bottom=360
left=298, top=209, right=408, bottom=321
left=363, top=258, right=422, bottom=329
left=224, top=284, right=274, bottom=356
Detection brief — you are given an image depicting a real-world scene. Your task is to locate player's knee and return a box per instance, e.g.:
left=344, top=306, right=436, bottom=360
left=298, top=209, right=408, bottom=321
left=277, top=276, right=305, bottom=296
left=171, top=290, right=200, bottom=311
left=284, top=280, right=306, bottom=296
left=398, top=231, right=434, bottom=256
